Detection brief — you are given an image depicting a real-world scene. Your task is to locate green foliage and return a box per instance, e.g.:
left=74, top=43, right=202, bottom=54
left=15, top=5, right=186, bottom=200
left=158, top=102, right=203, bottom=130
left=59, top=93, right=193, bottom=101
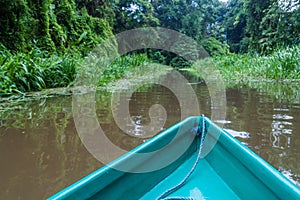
left=243, top=0, right=300, bottom=54
left=114, top=0, right=159, bottom=33
left=75, top=0, right=116, bottom=26
left=211, top=44, right=300, bottom=82
left=99, top=54, right=151, bottom=86
left=244, top=0, right=273, bottom=52
left=224, top=0, right=248, bottom=53
left=0, top=0, right=113, bottom=53
left=0, top=0, right=32, bottom=51
left=169, top=56, right=190, bottom=69
left=200, top=37, right=229, bottom=57
left=258, top=1, right=300, bottom=54
left=114, top=0, right=227, bottom=68
left=224, top=0, right=300, bottom=54
left=151, top=0, right=226, bottom=43
left=0, top=0, right=117, bottom=96
left=1, top=0, right=300, bottom=97
left=188, top=44, right=300, bottom=83
left=0, top=47, right=81, bottom=96
left=0, top=46, right=154, bottom=96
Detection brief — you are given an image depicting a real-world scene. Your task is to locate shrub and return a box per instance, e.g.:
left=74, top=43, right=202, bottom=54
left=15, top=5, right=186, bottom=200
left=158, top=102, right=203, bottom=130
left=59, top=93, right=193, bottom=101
left=200, top=37, right=230, bottom=57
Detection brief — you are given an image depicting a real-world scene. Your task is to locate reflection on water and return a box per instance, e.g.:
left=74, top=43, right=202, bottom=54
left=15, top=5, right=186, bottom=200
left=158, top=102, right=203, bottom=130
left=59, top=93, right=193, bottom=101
left=0, top=96, right=102, bottom=199
left=225, top=83, right=300, bottom=186
left=0, top=77, right=299, bottom=199
left=224, top=129, right=250, bottom=139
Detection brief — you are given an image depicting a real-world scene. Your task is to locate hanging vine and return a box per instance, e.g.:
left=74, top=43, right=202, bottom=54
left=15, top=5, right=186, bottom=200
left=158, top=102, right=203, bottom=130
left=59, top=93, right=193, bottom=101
left=0, top=0, right=113, bottom=53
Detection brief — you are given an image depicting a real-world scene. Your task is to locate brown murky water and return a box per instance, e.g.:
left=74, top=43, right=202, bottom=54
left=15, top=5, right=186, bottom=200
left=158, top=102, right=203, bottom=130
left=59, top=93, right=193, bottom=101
left=0, top=74, right=299, bottom=199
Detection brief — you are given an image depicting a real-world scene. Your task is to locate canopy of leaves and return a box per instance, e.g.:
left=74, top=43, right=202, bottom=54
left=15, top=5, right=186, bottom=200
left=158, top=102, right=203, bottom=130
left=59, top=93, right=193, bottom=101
left=0, top=0, right=113, bottom=53
left=244, top=0, right=300, bottom=54
left=1, top=0, right=299, bottom=56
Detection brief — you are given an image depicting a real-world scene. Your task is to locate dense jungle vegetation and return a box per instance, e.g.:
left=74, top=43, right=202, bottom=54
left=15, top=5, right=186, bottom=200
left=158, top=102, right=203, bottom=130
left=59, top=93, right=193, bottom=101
left=0, top=0, right=299, bottom=96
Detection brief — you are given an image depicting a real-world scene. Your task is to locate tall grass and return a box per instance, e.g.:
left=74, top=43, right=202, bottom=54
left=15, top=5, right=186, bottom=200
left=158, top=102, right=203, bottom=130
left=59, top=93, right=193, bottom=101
left=212, top=45, right=300, bottom=82
left=2, top=44, right=298, bottom=97
left=0, top=48, right=81, bottom=96
left=0, top=46, right=152, bottom=97
left=98, top=54, right=151, bottom=86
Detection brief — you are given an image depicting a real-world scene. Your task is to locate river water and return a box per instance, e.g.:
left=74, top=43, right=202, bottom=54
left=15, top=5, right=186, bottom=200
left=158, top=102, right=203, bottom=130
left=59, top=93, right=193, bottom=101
left=0, top=73, right=299, bottom=199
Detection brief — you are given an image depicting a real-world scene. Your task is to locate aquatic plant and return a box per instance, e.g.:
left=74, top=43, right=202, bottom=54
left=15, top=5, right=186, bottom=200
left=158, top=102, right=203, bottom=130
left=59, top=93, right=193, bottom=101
left=214, top=45, right=300, bottom=81
left=98, top=54, right=151, bottom=86
left=188, top=44, right=300, bottom=83
left=0, top=48, right=81, bottom=96
left=0, top=46, right=153, bottom=97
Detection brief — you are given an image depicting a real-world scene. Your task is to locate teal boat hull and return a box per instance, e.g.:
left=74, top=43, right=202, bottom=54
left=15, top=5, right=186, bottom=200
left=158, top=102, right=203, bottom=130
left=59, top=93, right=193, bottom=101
left=48, top=116, right=300, bottom=200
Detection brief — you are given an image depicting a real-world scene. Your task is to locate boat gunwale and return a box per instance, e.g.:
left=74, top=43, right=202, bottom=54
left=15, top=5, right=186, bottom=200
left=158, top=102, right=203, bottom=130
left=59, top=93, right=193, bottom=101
left=48, top=116, right=300, bottom=199
left=204, top=117, right=300, bottom=199
left=48, top=116, right=201, bottom=200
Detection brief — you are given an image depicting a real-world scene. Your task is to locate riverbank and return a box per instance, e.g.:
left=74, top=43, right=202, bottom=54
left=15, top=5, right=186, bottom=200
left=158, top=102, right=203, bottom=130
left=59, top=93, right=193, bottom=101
left=188, top=44, right=300, bottom=84
left=0, top=56, right=171, bottom=112
left=0, top=47, right=79, bottom=96
left=0, top=46, right=150, bottom=97
left=1, top=44, right=299, bottom=98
